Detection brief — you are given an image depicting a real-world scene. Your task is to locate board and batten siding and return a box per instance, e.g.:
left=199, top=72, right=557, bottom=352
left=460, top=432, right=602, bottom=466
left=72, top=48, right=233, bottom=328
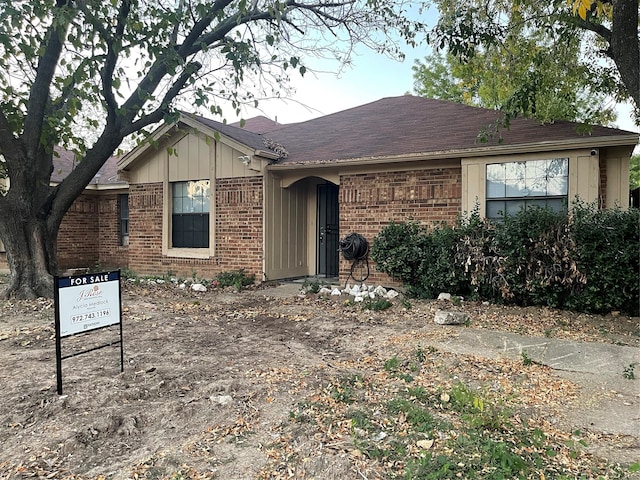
left=461, top=147, right=630, bottom=216
left=263, top=172, right=310, bottom=280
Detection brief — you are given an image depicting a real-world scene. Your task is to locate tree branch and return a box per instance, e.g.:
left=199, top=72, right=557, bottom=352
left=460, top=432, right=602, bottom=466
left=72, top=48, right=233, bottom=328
left=562, top=13, right=612, bottom=44
left=23, top=0, right=75, bottom=157
left=119, top=0, right=234, bottom=119
left=102, top=0, right=132, bottom=122
left=121, top=62, right=203, bottom=136
left=0, top=111, right=23, bottom=161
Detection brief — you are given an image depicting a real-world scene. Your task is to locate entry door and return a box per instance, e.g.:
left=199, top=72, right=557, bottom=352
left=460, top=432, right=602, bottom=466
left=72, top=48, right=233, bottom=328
left=317, top=183, right=339, bottom=277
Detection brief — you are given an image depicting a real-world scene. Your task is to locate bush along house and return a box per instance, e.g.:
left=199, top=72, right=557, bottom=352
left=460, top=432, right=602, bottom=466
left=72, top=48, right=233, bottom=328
left=2, top=96, right=637, bottom=285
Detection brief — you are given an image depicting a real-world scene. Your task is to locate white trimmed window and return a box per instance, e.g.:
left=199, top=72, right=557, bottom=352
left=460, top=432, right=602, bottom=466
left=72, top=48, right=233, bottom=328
left=171, top=180, right=210, bottom=248
left=486, top=158, right=568, bottom=219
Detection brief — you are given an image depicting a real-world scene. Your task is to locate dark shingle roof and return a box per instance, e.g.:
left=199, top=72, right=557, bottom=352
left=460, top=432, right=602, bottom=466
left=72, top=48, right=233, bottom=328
left=264, top=95, right=637, bottom=164
left=230, top=115, right=284, bottom=134
left=51, top=147, right=125, bottom=185
left=184, top=113, right=267, bottom=151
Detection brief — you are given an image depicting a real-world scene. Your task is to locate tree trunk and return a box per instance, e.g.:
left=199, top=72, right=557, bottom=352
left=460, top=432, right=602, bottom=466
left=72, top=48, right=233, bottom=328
left=610, top=0, right=639, bottom=110
left=1, top=214, right=56, bottom=299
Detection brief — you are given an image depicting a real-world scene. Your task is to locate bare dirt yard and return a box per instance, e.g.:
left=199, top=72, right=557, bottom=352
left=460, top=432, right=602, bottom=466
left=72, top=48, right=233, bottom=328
left=0, top=278, right=638, bottom=480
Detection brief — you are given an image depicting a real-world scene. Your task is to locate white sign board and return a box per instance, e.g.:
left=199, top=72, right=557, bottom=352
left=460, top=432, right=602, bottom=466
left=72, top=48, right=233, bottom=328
left=56, top=271, right=121, bottom=337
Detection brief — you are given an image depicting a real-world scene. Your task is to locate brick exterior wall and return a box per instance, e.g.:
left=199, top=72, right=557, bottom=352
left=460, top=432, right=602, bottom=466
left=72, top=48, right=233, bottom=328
left=98, top=193, right=130, bottom=270
left=599, top=157, right=607, bottom=208
left=128, top=183, right=163, bottom=274
left=56, top=193, right=100, bottom=269
left=127, top=177, right=264, bottom=279
left=56, top=191, right=129, bottom=272
left=213, top=177, right=263, bottom=275
left=338, top=168, right=463, bottom=286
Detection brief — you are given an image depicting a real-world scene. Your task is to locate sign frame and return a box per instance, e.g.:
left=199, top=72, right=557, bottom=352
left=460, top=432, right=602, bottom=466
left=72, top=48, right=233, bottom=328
left=54, top=270, right=123, bottom=395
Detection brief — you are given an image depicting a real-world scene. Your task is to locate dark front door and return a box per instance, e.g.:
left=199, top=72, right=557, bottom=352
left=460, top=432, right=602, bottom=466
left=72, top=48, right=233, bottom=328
left=317, top=183, right=339, bottom=277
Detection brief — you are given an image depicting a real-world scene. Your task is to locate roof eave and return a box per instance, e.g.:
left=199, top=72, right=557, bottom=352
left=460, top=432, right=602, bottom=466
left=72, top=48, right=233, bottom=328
left=50, top=181, right=129, bottom=191
left=267, top=134, right=639, bottom=170
left=118, top=113, right=277, bottom=172
left=117, top=122, right=179, bottom=171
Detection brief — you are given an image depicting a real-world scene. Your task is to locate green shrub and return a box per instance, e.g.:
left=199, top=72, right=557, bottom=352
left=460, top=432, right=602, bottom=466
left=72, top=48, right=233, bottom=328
left=567, top=202, right=640, bottom=315
left=415, top=223, right=469, bottom=299
left=371, top=220, right=430, bottom=290
left=216, top=269, right=255, bottom=291
left=371, top=203, right=639, bottom=315
left=371, top=220, right=469, bottom=299
left=361, top=297, right=393, bottom=311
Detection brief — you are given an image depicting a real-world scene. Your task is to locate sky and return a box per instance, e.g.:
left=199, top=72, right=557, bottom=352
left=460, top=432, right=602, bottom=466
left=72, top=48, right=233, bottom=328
left=232, top=48, right=421, bottom=125
left=227, top=40, right=639, bottom=135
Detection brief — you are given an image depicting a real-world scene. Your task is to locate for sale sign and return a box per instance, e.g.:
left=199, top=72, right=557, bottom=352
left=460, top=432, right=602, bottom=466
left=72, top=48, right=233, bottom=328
left=57, top=271, right=121, bottom=337
left=54, top=270, right=123, bottom=394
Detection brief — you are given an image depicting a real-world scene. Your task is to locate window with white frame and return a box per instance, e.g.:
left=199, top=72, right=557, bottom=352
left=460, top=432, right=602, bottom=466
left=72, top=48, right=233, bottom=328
left=171, top=180, right=210, bottom=248
left=486, top=158, right=568, bottom=219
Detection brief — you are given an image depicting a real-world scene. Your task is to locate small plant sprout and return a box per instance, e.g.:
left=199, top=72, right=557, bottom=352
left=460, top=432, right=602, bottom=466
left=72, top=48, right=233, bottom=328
left=623, top=363, right=636, bottom=380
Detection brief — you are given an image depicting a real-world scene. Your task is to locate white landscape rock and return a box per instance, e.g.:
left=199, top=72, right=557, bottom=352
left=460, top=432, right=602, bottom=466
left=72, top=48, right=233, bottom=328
left=331, top=288, right=342, bottom=296
left=374, top=286, right=388, bottom=297
left=386, top=290, right=399, bottom=300
left=318, top=287, right=332, bottom=295
left=437, top=292, right=452, bottom=301
left=191, top=283, right=207, bottom=292
left=212, top=395, right=233, bottom=406
left=434, top=309, right=469, bottom=325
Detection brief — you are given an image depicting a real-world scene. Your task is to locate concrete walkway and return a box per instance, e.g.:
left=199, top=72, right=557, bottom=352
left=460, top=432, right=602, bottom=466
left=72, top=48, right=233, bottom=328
left=438, top=328, right=640, bottom=378
left=261, top=281, right=639, bottom=378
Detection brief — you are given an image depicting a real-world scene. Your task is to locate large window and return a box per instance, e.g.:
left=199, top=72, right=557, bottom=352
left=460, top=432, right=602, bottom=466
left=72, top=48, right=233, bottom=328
left=172, top=180, right=210, bottom=248
left=119, top=194, right=129, bottom=246
left=486, top=158, right=568, bottom=219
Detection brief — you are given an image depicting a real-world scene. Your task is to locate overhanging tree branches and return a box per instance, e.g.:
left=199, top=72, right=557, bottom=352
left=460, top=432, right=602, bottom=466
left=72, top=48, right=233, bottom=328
left=427, top=0, right=638, bottom=125
left=0, top=0, right=426, bottom=298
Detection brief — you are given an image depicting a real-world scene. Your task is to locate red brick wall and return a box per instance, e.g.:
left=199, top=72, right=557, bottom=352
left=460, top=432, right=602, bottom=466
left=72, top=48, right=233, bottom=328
left=98, top=193, right=130, bottom=270
left=128, top=183, right=163, bottom=274
left=213, top=177, right=263, bottom=275
left=127, top=178, right=264, bottom=280
left=57, top=194, right=100, bottom=269
left=56, top=191, right=129, bottom=272
left=338, top=168, right=462, bottom=286
left=599, top=157, right=607, bottom=208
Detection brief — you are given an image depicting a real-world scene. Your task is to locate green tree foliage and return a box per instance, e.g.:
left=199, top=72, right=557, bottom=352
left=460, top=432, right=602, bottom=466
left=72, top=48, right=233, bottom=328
left=0, top=0, right=424, bottom=298
left=424, top=0, right=638, bottom=127
left=630, top=154, right=640, bottom=190
left=412, top=46, right=617, bottom=125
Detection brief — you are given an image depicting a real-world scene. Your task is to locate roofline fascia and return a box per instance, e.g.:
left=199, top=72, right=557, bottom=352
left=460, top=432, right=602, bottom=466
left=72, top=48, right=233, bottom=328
left=254, top=149, right=280, bottom=160
left=50, top=181, right=129, bottom=191
left=118, top=113, right=279, bottom=172
left=180, top=117, right=280, bottom=160
left=266, top=134, right=639, bottom=171
left=178, top=115, right=255, bottom=155
left=117, top=122, right=181, bottom=171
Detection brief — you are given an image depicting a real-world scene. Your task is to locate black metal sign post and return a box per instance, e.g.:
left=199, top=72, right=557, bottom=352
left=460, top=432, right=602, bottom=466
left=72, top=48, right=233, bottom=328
left=54, top=270, right=123, bottom=395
